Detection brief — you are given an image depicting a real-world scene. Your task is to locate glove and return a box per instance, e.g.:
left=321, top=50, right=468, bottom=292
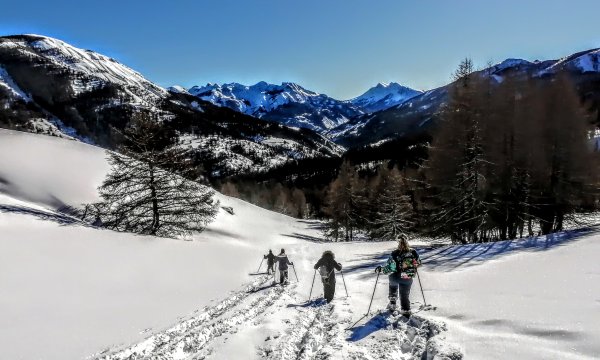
left=375, top=266, right=382, bottom=273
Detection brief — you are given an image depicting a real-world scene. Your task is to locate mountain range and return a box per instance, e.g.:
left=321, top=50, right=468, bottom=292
left=332, top=49, right=600, bottom=147
left=0, top=34, right=342, bottom=179
left=2, top=33, right=600, bottom=178
left=180, top=80, right=420, bottom=133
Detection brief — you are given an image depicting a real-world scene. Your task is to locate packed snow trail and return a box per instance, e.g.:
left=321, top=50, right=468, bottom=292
left=97, top=275, right=298, bottom=359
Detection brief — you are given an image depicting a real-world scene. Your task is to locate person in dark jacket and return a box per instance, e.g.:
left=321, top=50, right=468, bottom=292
left=264, top=250, right=277, bottom=274
left=314, top=250, right=342, bottom=303
left=277, top=249, right=293, bottom=285
left=375, top=237, right=421, bottom=314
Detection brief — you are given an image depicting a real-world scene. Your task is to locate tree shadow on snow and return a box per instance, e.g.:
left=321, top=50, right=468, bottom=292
left=0, top=203, right=83, bottom=226
left=296, top=219, right=327, bottom=230
left=281, top=232, right=328, bottom=243
left=419, top=228, right=597, bottom=271
left=341, top=251, right=390, bottom=279
left=335, top=227, right=597, bottom=277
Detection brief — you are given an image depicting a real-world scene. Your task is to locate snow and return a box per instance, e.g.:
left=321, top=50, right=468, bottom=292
left=350, top=82, right=422, bottom=113
left=0, top=66, right=31, bottom=101
left=188, top=81, right=319, bottom=115
left=419, top=233, right=600, bottom=359
left=537, top=49, right=600, bottom=76
left=2, top=35, right=167, bottom=106
left=572, top=50, right=600, bottom=72
left=1, top=129, right=600, bottom=359
left=188, top=81, right=363, bottom=133
left=493, top=58, right=533, bottom=72
left=168, top=85, right=190, bottom=94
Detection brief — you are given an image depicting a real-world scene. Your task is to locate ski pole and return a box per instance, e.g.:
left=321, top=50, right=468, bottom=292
left=415, top=267, right=427, bottom=306
left=257, top=258, right=264, bottom=273
left=346, top=270, right=380, bottom=330
left=340, top=269, right=349, bottom=297
left=366, top=271, right=380, bottom=316
left=291, top=264, right=299, bottom=282
left=308, top=269, right=317, bottom=301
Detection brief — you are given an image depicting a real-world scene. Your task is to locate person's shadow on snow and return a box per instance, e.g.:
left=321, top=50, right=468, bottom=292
left=347, top=312, right=390, bottom=341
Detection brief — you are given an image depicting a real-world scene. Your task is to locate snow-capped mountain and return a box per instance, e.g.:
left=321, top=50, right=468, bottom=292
left=0, top=34, right=343, bottom=178
left=333, top=48, right=600, bottom=148
left=1, top=34, right=168, bottom=103
left=188, top=81, right=364, bottom=133
left=349, top=82, right=422, bottom=113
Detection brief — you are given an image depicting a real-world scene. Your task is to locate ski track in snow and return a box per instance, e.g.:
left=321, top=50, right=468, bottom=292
left=260, top=300, right=339, bottom=360
left=96, top=273, right=459, bottom=360
left=96, top=275, right=294, bottom=360
left=259, top=295, right=459, bottom=360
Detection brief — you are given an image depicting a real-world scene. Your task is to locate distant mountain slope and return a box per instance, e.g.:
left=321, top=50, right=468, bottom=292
left=187, top=81, right=422, bottom=134
left=349, top=82, right=422, bottom=113
left=0, top=34, right=343, bottom=179
left=333, top=49, right=600, bottom=148
left=188, top=81, right=365, bottom=133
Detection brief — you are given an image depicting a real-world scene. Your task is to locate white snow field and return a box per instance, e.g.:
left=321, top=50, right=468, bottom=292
left=1, top=129, right=599, bottom=359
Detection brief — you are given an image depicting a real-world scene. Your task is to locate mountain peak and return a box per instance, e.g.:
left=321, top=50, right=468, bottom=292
left=187, top=81, right=362, bottom=132
left=350, top=82, right=422, bottom=113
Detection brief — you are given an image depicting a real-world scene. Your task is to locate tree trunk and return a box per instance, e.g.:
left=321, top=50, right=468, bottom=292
left=149, top=164, right=160, bottom=235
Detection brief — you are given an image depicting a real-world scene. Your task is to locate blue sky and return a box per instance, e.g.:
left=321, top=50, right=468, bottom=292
left=1, top=0, right=599, bottom=99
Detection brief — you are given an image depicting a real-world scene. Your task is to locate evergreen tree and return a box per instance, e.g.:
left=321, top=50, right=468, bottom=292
left=92, top=112, right=218, bottom=238
left=425, top=58, right=490, bottom=243
left=323, top=161, right=365, bottom=241
left=370, top=167, right=414, bottom=240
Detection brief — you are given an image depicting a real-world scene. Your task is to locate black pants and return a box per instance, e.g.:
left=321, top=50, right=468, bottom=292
left=267, top=263, right=274, bottom=274
left=279, top=269, right=289, bottom=283
left=389, top=273, right=413, bottom=311
left=323, top=277, right=336, bottom=303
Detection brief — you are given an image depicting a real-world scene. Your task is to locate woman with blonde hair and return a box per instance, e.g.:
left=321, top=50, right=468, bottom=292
left=375, top=235, right=421, bottom=315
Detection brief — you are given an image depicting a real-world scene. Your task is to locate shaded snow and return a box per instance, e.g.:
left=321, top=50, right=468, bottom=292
left=0, top=66, right=31, bottom=101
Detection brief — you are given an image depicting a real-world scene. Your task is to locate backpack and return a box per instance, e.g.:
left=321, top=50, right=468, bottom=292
left=319, top=265, right=333, bottom=284
left=392, top=250, right=419, bottom=279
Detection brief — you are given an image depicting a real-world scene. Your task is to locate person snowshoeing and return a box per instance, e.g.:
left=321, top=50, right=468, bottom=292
left=277, top=249, right=293, bottom=285
left=264, top=249, right=277, bottom=275
left=313, top=250, right=342, bottom=303
left=375, top=236, right=421, bottom=315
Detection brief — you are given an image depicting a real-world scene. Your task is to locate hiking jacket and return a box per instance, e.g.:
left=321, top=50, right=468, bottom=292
left=277, top=254, right=292, bottom=270
left=264, top=253, right=277, bottom=265
left=314, top=251, right=342, bottom=280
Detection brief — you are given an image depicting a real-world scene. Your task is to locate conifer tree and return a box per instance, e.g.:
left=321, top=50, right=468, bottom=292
left=323, top=161, right=365, bottom=241
left=425, top=58, right=490, bottom=243
left=370, top=167, right=414, bottom=240
left=93, top=112, right=218, bottom=238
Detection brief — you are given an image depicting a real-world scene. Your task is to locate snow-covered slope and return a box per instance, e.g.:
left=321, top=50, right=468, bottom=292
left=2, top=129, right=599, bottom=359
left=349, top=82, right=422, bottom=114
left=188, top=81, right=364, bottom=133
left=0, top=65, right=31, bottom=102
left=1, top=34, right=167, bottom=102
